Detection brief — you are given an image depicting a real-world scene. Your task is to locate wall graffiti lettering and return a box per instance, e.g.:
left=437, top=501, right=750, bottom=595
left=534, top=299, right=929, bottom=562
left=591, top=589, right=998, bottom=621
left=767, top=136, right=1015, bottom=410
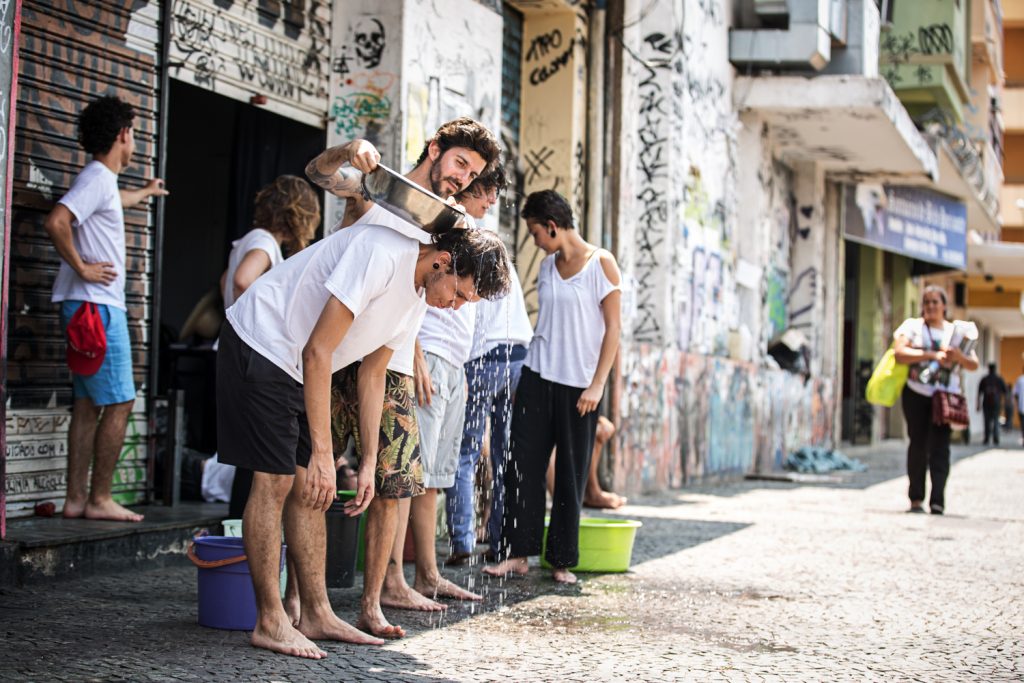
left=170, top=0, right=329, bottom=109
left=528, top=41, right=574, bottom=86
left=525, top=28, right=563, bottom=62
left=332, top=91, right=391, bottom=139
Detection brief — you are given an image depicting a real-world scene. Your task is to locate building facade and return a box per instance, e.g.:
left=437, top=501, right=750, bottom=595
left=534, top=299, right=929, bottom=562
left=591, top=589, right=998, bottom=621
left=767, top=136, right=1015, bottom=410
left=0, top=0, right=1009, bottom=525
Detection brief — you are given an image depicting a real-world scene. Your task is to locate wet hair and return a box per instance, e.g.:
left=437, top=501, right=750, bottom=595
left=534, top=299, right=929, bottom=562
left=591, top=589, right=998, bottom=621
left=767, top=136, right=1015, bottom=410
left=415, top=117, right=501, bottom=172
left=458, top=162, right=508, bottom=200
left=432, top=228, right=511, bottom=300
left=79, top=95, right=135, bottom=155
left=920, top=284, right=948, bottom=318
left=521, top=189, right=574, bottom=229
left=252, top=175, right=321, bottom=252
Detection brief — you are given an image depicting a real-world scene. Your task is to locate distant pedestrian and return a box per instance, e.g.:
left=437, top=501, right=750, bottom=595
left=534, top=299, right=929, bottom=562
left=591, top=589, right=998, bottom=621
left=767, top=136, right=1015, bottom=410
left=893, top=286, right=979, bottom=515
left=977, top=363, right=1006, bottom=446
left=484, top=190, right=621, bottom=584
left=1014, top=367, right=1024, bottom=447
left=44, top=95, right=168, bottom=522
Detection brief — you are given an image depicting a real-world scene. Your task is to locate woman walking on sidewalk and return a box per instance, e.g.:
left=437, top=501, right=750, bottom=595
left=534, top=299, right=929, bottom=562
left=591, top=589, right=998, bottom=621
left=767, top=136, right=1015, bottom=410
left=484, top=190, right=621, bottom=584
left=893, top=286, right=978, bottom=515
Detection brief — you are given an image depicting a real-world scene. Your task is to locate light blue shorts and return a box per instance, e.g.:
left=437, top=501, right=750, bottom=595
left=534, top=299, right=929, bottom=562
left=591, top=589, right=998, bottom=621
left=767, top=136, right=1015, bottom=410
left=60, top=300, right=136, bottom=406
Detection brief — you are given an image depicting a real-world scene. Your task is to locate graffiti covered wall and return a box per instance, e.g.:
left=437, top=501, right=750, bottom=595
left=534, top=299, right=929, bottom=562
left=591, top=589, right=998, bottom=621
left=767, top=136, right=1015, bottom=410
left=169, top=0, right=331, bottom=127
left=612, top=0, right=837, bottom=491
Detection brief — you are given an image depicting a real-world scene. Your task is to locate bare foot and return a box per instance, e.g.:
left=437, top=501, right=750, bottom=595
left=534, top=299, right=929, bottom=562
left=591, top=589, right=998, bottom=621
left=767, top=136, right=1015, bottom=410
left=62, top=499, right=86, bottom=519
left=284, top=593, right=301, bottom=627
left=298, top=609, right=385, bottom=646
left=251, top=618, right=326, bottom=659
left=355, top=605, right=406, bottom=639
left=380, top=584, right=446, bottom=612
left=415, top=574, right=482, bottom=601
left=583, top=489, right=627, bottom=510
left=84, top=499, right=144, bottom=522
left=552, top=568, right=578, bottom=584
left=482, top=557, right=529, bottom=578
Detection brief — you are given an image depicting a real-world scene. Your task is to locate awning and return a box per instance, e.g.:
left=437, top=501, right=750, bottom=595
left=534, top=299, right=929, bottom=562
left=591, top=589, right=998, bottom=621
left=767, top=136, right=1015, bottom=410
left=968, top=307, right=1024, bottom=337
left=966, top=241, right=1024, bottom=277
left=737, top=75, right=1000, bottom=238
left=735, top=75, right=938, bottom=180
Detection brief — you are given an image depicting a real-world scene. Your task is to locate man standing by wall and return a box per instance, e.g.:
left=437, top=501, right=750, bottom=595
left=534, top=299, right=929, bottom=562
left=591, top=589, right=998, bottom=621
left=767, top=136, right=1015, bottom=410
left=44, top=95, right=167, bottom=521
left=977, top=363, right=1006, bottom=446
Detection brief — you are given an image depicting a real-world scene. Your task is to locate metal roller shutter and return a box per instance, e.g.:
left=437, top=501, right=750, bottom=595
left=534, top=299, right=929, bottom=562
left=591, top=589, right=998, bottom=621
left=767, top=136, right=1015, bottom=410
left=5, top=0, right=161, bottom=518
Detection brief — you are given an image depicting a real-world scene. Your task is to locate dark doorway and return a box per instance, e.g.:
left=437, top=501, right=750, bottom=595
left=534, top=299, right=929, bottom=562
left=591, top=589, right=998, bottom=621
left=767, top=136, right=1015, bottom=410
left=159, top=80, right=324, bottom=456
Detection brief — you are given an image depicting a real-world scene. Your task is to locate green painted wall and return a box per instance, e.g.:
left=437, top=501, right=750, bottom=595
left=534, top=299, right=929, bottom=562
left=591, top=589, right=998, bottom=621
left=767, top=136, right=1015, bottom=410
left=879, top=0, right=970, bottom=122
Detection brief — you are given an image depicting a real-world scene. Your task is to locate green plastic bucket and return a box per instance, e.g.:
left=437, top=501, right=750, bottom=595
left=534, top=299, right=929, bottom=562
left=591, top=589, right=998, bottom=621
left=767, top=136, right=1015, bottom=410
left=540, top=517, right=643, bottom=573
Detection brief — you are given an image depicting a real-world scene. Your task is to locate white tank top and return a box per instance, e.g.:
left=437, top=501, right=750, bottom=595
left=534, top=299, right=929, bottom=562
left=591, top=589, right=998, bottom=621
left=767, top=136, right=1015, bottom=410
left=525, top=251, right=619, bottom=389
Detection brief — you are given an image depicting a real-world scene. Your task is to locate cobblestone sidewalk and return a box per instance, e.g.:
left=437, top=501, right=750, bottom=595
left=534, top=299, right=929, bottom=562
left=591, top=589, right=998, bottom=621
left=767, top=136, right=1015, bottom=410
left=1, top=443, right=1021, bottom=681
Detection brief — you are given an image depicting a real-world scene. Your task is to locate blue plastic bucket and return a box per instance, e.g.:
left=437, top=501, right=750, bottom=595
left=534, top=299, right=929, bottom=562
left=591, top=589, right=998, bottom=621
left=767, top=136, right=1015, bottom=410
left=189, top=536, right=284, bottom=630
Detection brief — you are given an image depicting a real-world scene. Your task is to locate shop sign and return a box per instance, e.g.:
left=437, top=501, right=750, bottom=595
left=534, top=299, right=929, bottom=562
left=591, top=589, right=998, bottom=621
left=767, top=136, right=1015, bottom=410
left=844, top=185, right=967, bottom=270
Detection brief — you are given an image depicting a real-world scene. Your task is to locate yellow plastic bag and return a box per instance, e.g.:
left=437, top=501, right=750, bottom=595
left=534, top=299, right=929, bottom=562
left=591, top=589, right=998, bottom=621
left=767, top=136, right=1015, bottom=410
left=865, top=348, right=909, bottom=407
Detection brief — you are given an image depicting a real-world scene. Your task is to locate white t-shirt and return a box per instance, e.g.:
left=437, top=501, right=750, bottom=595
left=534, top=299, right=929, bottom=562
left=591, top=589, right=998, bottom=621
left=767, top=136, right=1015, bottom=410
left=470, top=270, right=533, bottom=360
left=201, top=453, right=234, bottom=503
left=1014, top=376, right=1024, bottom=413
left=222, top=228, right=283, bottom=309
left=893, top=317, right=958, bottom=397
left=419, top=303, right=477, bottom=367
left=51, top=161, right=127, bottom=309
left=526, top=251, right=619, bottom=389
left=348, top=203, right=431, bottom=375
left=226, top=224, right=427, bottom=383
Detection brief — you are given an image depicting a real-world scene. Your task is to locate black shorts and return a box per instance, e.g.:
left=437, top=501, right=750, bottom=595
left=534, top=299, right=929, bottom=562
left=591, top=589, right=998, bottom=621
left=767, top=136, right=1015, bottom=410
left=217, top=322, right=311, bottom=475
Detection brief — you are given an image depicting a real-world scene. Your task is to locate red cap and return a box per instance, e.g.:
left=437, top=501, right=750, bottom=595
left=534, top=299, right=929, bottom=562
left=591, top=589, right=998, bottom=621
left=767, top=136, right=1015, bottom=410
left=66, top=302, right=107, bottom=376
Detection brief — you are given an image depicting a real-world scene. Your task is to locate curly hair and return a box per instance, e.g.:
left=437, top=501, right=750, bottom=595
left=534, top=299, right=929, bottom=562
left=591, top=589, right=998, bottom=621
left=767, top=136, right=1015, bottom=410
left=521, top=189, right=574, bottom=230
left=432, top=228, right=511, bottom=300
left=252, top=175, right=321, bottom=252
left=415, top=117, right=501, bottom=173
left=78, top=96, right=135, bottom=155
left=458, top=162, right=508, bottom=200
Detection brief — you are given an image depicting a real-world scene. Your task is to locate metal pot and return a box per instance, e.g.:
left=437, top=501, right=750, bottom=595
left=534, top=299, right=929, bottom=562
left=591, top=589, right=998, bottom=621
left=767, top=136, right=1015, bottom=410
left=361, top=163, right=465, bottom=234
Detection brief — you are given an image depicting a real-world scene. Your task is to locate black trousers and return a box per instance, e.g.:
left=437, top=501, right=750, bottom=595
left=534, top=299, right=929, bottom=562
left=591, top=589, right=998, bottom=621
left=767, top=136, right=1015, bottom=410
left=501, top=368, right=598, bottom=568
left=982, top=406, right=1000, bottom=445
left=902, top=387, right=951, bottom=509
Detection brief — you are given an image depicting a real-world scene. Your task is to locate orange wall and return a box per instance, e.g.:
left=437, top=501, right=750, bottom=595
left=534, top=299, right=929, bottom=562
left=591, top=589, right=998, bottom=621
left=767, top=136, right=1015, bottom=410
left=1007, top=29, right=1024, bottom=85
left=1000, top=337, right=1024, bottom=385
left=1007, top=134, right=1024, bottom=183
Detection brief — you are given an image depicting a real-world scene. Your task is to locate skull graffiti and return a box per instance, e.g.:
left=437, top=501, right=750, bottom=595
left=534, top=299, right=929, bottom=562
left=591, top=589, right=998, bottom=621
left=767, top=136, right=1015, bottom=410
left=353, top=17, right=385, bottom=69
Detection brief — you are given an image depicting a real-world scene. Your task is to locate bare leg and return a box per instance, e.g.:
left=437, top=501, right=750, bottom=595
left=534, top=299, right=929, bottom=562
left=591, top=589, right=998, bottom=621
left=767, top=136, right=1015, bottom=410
left=412, top=489, right=481, bottom=601
left=583, top=417, right=626, bottom=510
left=245, top=471, right=325, bottom=659
left=84, top=401, right=143, bottom=522
left=355, top=496, right=406, bottom=638
left=286, top=465, right=383, bottom=646
left=283, top=554, right=300, bottom=626
left=380, top=496, right=444, bottom=611
left=64, top=398, right=100, bottom=518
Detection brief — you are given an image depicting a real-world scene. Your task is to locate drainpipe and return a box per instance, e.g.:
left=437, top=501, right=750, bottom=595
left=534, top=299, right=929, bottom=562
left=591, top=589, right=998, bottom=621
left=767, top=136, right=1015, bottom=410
left=586, top=0, right=606, bottom=247
left=148, top=0, right=173, bottom=504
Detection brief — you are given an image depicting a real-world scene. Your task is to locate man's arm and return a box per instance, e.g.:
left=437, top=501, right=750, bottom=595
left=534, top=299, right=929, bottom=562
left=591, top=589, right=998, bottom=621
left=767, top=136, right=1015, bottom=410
left=119, top=178, right=169, bottom=209
left=347, top=345, right=393, bottom=516
left=43, top=204, right=116, bottom=284
left=305, top=140, right=381, bottom=197
left=301, top=296, right=356, bottom=512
